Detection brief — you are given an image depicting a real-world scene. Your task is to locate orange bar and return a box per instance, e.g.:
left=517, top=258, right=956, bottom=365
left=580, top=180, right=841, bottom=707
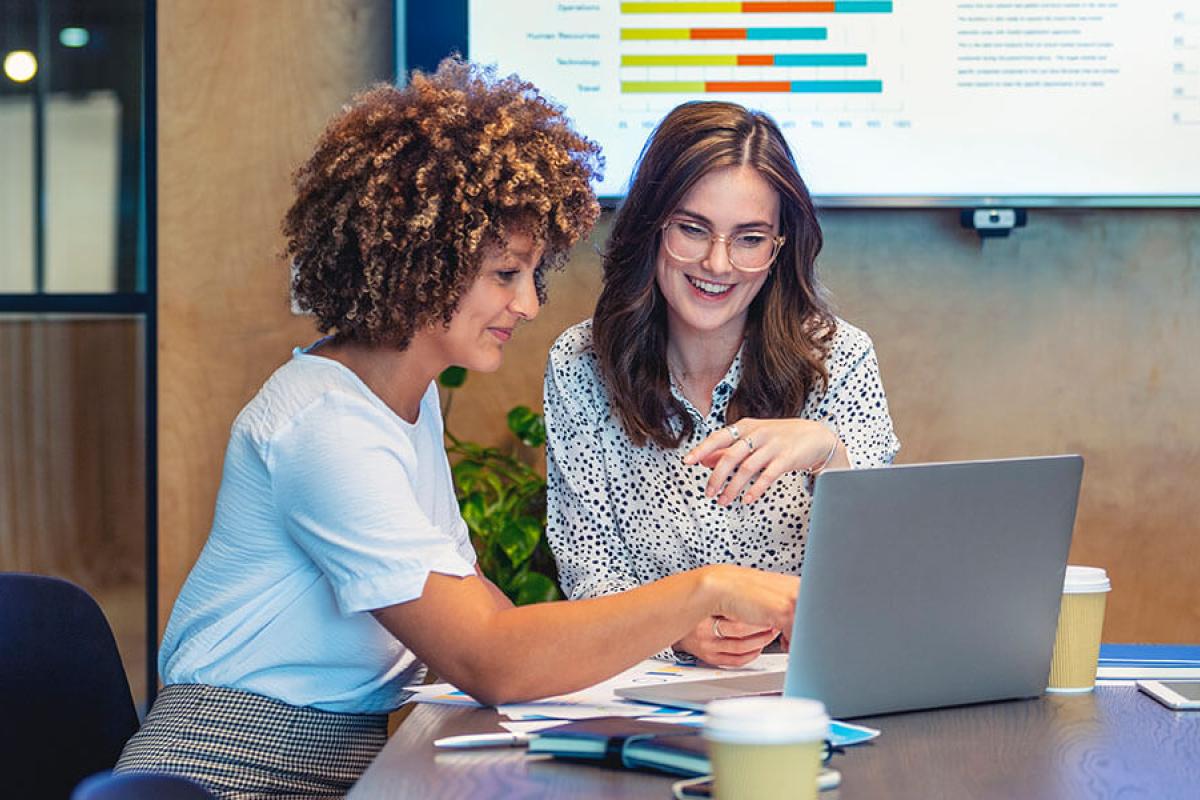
left=737, top=54, right=774, bottom=66
left=743, top=2, right=836, bottom=11
left=691, top=28, right=748, bottom=39
left=706, top=81, right=793, bottom=92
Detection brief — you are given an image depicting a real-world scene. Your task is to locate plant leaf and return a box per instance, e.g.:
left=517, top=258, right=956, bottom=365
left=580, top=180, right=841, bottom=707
left=439, top=366, right=468, bottom=388
left=496, top=516, right=541, bottom=567
left=512, top=572, right=561, bottom=606
left=460, top=492, right=488, bottom=536
left=506, top=405, right=546, bottom=447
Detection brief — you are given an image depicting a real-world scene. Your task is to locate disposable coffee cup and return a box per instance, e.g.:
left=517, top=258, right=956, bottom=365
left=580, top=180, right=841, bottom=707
left=1046, top=565, right=1111, bottom=693
left=704, top=696, right=829, bottom=800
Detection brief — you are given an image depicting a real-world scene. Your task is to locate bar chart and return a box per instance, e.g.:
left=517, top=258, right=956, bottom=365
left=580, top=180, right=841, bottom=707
left=470, top=1, right=1200, bottom=202
left=618, top=1, right=893, bottom=97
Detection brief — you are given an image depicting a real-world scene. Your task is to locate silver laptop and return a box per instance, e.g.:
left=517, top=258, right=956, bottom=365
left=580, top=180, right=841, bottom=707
left=617, top=455, right=1083, bottom=718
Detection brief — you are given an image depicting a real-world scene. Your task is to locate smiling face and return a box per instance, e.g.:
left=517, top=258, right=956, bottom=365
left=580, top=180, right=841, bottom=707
left=655, top=164, right=781, bottom=347
left=428, top=230, right=544, bottom=373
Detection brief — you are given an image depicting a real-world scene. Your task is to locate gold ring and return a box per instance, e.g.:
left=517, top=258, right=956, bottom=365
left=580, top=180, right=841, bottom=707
left=713, top=618, right=726, bottom=639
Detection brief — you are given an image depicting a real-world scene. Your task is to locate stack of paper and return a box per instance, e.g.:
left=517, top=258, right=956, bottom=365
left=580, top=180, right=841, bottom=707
left=404, top=654, right=880, bottom=747
left=405, top=655, right=787, bottom=719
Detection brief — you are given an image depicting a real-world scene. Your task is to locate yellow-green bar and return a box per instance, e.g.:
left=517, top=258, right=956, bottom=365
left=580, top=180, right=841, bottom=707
left=621, top=28, right=692, bottom=39
left=622, top=2, right=743, bottom=12
left=623, top=81, right=708, bottom=92
left=622, top=54, right=738, bottom=67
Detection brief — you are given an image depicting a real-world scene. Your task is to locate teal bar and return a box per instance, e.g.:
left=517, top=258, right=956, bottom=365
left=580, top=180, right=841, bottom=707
left=746, top=27, right=827, bottom=41
left=834, top=2, right=894, bottom=11
left=775, top=54, right=867, bottom=67
left=789, top=80, right=882, bottom=93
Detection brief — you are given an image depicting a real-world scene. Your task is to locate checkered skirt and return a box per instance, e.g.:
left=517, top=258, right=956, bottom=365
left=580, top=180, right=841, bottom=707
left=115, top=684, right=388, bottom=799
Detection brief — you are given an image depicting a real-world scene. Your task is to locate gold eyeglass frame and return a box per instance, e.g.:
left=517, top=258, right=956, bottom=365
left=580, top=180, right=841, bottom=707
left=660, top=219, right=786, bottom=273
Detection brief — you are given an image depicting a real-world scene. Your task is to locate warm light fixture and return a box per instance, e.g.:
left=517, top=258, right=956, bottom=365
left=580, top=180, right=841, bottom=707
left=3, top=50, right=38, bottom=83
left=60, top=27, right=90, bottom=48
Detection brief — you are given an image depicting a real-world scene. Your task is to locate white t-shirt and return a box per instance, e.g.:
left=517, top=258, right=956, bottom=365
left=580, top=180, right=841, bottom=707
left=159, top=347, right=476, bottom=713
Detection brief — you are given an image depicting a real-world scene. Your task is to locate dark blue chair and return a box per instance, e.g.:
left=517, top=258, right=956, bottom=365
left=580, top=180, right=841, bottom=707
left=0, top=573, right=140, bottom=799
left=72, top=771, right=214, bottom=800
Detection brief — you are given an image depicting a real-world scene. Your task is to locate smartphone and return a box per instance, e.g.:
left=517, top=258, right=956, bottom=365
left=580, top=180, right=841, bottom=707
left=1137, top=680, right=1200, bottom=710
left=672, top=768, right=841, bottom=799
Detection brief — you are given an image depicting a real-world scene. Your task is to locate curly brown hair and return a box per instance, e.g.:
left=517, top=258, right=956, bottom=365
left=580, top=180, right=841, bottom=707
left=283, top=57, right=602, bottom=349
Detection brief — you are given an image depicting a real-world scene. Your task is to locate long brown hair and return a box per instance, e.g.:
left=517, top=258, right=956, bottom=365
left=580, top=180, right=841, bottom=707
left=592, top=101, right=834, bottom=449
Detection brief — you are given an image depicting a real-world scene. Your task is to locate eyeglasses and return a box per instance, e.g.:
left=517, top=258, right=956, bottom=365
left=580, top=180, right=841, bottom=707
left=660, top=219, right=785, bottom=273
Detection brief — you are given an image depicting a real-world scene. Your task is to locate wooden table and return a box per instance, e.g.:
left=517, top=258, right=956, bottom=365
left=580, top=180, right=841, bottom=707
left=349, top=688, right=1200, bottom=799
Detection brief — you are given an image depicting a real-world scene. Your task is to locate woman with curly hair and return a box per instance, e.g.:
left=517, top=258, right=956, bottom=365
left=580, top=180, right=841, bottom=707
left=545, top=101, right=900, bottom=668
left=114, top=61, right=798, bottom=798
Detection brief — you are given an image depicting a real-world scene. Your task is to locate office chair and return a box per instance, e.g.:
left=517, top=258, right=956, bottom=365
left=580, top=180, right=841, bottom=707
left=72, top=771, right=215, bottom=800
left=0, top=573, right=140, bottom=799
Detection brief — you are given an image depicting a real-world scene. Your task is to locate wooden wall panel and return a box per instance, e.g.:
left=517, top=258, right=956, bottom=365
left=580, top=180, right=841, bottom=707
left=156, top=1, right=392, bottom=628
left=0, top=319, right=146, bottom=697
left=820, top=208, right=1200, bottom=643
left=0, top=319, right=144, bottom=583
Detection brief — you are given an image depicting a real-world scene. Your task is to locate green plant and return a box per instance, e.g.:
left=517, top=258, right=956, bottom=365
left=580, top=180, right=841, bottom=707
left=439, top=366, right=561, bottom=606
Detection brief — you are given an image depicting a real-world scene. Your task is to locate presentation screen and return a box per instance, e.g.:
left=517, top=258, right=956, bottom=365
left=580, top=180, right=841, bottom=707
left=422, top=1, right=1200, bottom=206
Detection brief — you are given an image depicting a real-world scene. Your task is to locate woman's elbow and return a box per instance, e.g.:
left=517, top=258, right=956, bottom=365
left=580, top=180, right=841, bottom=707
left=452, top=669, right=534, bottom=707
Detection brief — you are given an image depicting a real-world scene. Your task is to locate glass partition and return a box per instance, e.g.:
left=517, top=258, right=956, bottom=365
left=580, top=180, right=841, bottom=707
left=1, top=0, right=151, bottom=710
left=1, top=0, right=145, bottom=294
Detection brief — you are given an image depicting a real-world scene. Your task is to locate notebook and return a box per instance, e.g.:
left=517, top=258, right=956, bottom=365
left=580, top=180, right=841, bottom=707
left=527, top=716, right=840, bottom=789
left=617, top=456, right=1084, bottom=718
left=528, top=717, right=710, bottom=776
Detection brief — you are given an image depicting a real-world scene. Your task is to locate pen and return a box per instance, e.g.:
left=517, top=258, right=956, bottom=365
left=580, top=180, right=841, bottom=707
left=433, top=732, right=532, bottom=749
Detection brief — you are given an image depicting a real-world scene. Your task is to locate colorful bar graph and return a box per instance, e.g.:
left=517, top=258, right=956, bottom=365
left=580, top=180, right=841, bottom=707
left=622, top=79, right=883, bottom=93
left=774, top=53, right=867, bottom=66
left=621, top=27, right=828, bottom=40
left=621, top=53, right=867, bottom=67
left=620, top=2, right=892, bottom=12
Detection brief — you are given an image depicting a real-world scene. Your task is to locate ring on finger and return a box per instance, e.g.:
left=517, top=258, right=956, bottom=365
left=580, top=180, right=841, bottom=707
left=725, top=425, right=741, bottom=444
left=743, top=437, right=755, bottom=452
left=713, top=618, right=727, bottom=639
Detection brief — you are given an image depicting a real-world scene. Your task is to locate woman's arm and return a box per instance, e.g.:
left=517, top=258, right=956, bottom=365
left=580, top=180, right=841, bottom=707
left=373, top=564, right=797, bottom=706
left=685, top=325, right=898, bottom=505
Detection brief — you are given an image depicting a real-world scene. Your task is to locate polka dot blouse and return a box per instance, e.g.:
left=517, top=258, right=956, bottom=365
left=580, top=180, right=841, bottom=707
left=543, top=317, right=901, bottom=608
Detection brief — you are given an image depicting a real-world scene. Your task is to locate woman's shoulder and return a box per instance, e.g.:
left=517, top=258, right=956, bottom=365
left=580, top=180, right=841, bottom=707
left=232, top=354, right=392, bottom=443
left=549, top=318, right=596, bottom=364
left=546, top=319, right=610, bottom=412
left=826, top=316, right=877, bottom=364
left=547, top=319, right=604, bottom=384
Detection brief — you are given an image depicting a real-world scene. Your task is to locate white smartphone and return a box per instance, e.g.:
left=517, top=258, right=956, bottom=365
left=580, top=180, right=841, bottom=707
left=1137, top=680, right=1200, bottom=710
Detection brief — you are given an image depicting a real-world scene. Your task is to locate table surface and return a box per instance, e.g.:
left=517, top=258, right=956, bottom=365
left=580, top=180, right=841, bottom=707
left=349, top=687, right=1200, bottom=799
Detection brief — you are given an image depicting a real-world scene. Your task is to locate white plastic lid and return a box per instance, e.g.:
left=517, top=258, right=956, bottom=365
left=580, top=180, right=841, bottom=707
left=1063, top=565, right=1111, bottom=594
left=703, top=696, right=829, bottom=745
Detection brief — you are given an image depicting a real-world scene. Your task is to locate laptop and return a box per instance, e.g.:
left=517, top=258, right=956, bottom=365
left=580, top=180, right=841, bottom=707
left=616, top=455, right=1084, bottom=718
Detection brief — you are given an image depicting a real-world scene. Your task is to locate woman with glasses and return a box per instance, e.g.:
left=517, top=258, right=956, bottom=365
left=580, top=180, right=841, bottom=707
left=544, top=101, right=900, bottom=667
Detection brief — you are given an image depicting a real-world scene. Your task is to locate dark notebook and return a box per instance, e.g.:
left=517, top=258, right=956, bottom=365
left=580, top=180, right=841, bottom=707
left=527, top=717, right=710, bottom=777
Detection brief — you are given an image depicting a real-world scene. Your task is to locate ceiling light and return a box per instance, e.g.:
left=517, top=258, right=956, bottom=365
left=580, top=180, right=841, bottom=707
left=60, top=27, right=90, bottom=48
left=3, top=50, right=38, bottom=83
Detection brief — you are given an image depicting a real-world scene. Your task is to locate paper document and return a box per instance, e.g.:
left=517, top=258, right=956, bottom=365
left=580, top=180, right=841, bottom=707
left=405, top=654, right=788, bottom=718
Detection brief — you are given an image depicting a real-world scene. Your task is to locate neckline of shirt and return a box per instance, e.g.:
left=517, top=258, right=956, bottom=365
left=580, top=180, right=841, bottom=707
left=291, top=340, right=427, bottom=430
left=668, top=342, right=745, bottom=425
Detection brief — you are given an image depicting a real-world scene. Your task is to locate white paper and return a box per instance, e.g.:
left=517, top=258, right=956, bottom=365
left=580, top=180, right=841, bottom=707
left=404, top=653, right=789, bottom=720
